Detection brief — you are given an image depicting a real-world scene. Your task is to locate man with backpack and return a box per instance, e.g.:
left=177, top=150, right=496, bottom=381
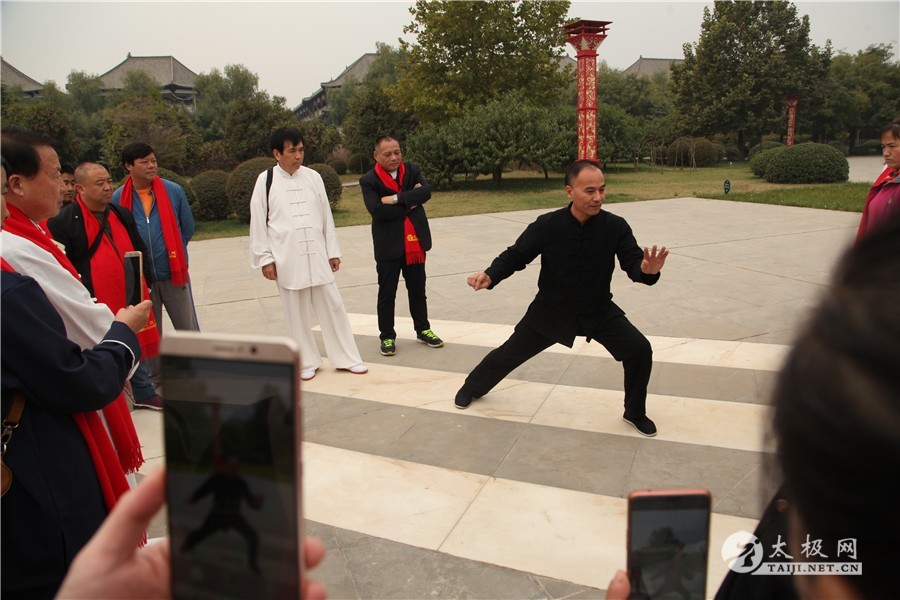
left=249, top=127, right=366, bottom=381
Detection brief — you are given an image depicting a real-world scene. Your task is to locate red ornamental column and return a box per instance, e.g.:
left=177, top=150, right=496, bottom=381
left=564, top=20, right=611, bottom=161
left=785, top=95, right=800, bottom=147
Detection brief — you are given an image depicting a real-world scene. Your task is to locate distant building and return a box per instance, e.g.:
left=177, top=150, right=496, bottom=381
left=294, top=52, right=576, bottom=122
left=294, top=52, right=378, bottom=121
left=99, top=53, right=199, bottom=107
left=1, top=57, right=44, bottom=99
left=622, top=56, right=684, bottom=78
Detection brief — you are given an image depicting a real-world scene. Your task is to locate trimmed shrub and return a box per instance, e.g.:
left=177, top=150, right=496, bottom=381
left=190, top=170, right=230, bottom=221
left=749, top=146, right=788, bottom=178
left=849, top=139, right=882, bottom=156
left=828, top=140, right=849, bottom=156
left=764, top=142, right=849, bottom=184
left=308, top=163, right=343, bottom=210
left=748, top=140, right=785, bottom=158
left=712, top=142, right=727, bottom=161
left=724, top=144, right=741, bottom=162
left=666, top=137, right=719, bottom=168
left=226, top=157, right=276, bottom=223
left=192, top=140, right=238, bottom=175
left=347, top=153, right=372, bottom=174
left=327, top=158, right=348, bottom=175
left=157, top=168, right=197, bottom=208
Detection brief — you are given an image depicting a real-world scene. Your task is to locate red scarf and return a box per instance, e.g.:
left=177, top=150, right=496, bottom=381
left=375, top=163, right=425, bottom=265
left=3, top=205, right=143, bottom=511
left=77, top=196, right=160, bottom=358
left=118, top=176, right=189, bottom=286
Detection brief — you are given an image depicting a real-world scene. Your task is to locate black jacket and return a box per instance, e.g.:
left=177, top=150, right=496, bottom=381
left=485, top=205, right=660, bottom=346
left=359, top=163, right=432, bottom=261
left=47, top=202, right=154, bottom=296
left=1, top=270, right=140, bottom=599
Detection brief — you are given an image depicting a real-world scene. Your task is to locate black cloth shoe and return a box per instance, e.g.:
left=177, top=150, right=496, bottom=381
left=380, top=338, right=396, bottom=356
left=623, top=413, right=657, bottom=437
left=455, top=387, right=475, bottom=409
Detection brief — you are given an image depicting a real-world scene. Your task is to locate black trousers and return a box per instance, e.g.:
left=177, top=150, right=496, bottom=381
left=376, top=259, right=430, bottom=340
left=463, top=314, right=654, bottom=417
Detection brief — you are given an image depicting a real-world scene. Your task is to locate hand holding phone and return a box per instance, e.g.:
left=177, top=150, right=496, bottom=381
left=162, top=332, right=303, bottom=599
left=627, top=489, right=712, bottom=600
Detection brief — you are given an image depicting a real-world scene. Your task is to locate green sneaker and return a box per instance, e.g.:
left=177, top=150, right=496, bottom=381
left=380, top=338, right=396, bottom=356
left=416, top=329, right=444, bottom=348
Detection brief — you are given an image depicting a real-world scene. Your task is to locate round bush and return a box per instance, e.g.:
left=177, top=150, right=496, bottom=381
left=308, top=163, right=343, bottom=210
left=190, top=170, right=230, bottom=221
left=764, top=142, right=849, bottom=184
left=666, top=137, right=719, bottom=168
left=347, top=153, right=372, bottom=174
left=226, top=157, right=277, bottom=223
left=749, top=146, right=788, bottom=178
left=828, top=140, right=849, bottom=156
left=157, top=167, right=198, bottom=208
left=849, top=139, right=882, bottom=156
left=748, top=140, right=785, bottom=158
left=327, top=158, right=348, bottom=176
left=724, top=144, right=741, bottom=162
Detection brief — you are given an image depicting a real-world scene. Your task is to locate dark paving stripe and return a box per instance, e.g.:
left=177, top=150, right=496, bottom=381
left=303, top=393, right=772, bottom=520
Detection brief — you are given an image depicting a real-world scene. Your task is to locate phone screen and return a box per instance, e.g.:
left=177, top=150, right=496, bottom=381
left=628, top=492, right=711, bottom=600
left=162, top=355, right=300, bottom=600
left=123, top=252, right=142, bottom=306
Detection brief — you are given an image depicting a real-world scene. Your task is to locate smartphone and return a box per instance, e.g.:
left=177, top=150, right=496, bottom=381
left=627, top=489, right=712, bottom=600
left=123, top=250, right=143, bottom=306
left=161, top=332, right=303, bottom=600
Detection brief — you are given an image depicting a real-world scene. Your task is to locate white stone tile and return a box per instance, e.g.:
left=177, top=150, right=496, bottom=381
left=532, top=385, right=771, bottom=453
left=302, top=442, right=487, bottom=550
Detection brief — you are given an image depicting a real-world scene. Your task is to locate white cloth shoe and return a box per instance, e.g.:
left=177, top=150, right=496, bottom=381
left=339, top=364, right=368, bottom=375
left=300, top=368, right=318, bottom=381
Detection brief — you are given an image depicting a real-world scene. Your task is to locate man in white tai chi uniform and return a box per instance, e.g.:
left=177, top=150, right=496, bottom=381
left=249, top=127, right=367, bottom=381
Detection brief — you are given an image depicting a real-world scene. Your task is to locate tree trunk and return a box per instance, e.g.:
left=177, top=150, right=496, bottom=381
left=492, top=167, right=502, bottom=185
left=738, top=131, right=747, bottom=160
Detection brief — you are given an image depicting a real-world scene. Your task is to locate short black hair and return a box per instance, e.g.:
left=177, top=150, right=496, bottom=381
left=1, top=155, right=11, bottom=180
left=1, top=126, right=60, bottom=178
left=374, top=135, right=398, bottom=150
left=881, top=117, right=900, bottom=140
left=121, top=142, right=156, bottom=167
left=60, top=163, right=75, bottom=176
left=270, top=127, right=304, bottom=154
left=564, top=159, right=601, bottom=187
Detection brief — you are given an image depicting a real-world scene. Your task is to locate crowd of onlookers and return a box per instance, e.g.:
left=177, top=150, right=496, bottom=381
left=2, top=117, right=899, bottom=598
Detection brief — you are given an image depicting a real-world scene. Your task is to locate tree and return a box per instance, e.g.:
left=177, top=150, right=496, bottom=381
left=671, top=0, right=829, bottom=158
left=825, top=45, right=900, bottom=148
left=395, top=0, right=572, bottom=122
left=341, top=44, right=415, bottom=155
left=66, top=71, right=107, bottom=115
left=224, top=97, right=295, bottom=163
left=193, top=64, right=267, bottom=141
left=597, top=65, right=673, bottom=120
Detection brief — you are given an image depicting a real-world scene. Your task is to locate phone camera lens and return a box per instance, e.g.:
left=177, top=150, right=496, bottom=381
left=250, top=346, right=258, bottom=354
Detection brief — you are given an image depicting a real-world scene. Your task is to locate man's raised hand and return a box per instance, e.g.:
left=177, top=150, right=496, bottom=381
left=640, top=245, right=669, bottom=275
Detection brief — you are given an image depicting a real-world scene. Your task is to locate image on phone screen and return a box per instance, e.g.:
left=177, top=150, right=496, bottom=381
left=123, top=252, right=142, bottom=306
left=162, top=355, right=299, bottom=600
left=628, top=493, right=710, bottom=600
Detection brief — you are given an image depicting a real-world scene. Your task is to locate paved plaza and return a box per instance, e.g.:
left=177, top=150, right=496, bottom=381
left=133, top=192, right=862, bottom=598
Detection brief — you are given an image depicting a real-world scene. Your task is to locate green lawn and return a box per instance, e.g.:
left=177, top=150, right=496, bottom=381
left=193, top=164, right=868, bottom=241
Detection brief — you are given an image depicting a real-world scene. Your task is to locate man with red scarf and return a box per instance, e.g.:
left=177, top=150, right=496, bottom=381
left=1, top=135, right=150, bottom=598
left=360, top=136, right=443, bottom=356
left=48, top=163, right=162, bottom=409
left=111, top=142, right=198, bottom=400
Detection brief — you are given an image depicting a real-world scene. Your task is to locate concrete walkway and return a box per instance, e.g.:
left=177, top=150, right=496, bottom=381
left=134, top=196, right=861, bottom=598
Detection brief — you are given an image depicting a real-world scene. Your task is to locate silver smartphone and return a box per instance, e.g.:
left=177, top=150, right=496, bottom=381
left=161, top=332, right=303, bottom=600
left=123, top=250, right=143, bottom=306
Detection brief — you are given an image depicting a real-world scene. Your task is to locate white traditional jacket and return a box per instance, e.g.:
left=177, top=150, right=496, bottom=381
left=249, top=165, right=342, bottom=290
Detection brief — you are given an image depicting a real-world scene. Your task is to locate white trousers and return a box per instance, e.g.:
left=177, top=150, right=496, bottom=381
left=277, top=282, right=362, bottom=371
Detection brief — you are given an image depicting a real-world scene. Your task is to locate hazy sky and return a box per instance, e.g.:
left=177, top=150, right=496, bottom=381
left=2, top=1, right=898, bottom=109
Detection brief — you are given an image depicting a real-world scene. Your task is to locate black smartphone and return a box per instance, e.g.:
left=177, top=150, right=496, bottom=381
left=627, top=489, right=712, bottom=600
left=123, top=250, right=143, bottom=306
left=161, top=332, right=302, bottom=600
